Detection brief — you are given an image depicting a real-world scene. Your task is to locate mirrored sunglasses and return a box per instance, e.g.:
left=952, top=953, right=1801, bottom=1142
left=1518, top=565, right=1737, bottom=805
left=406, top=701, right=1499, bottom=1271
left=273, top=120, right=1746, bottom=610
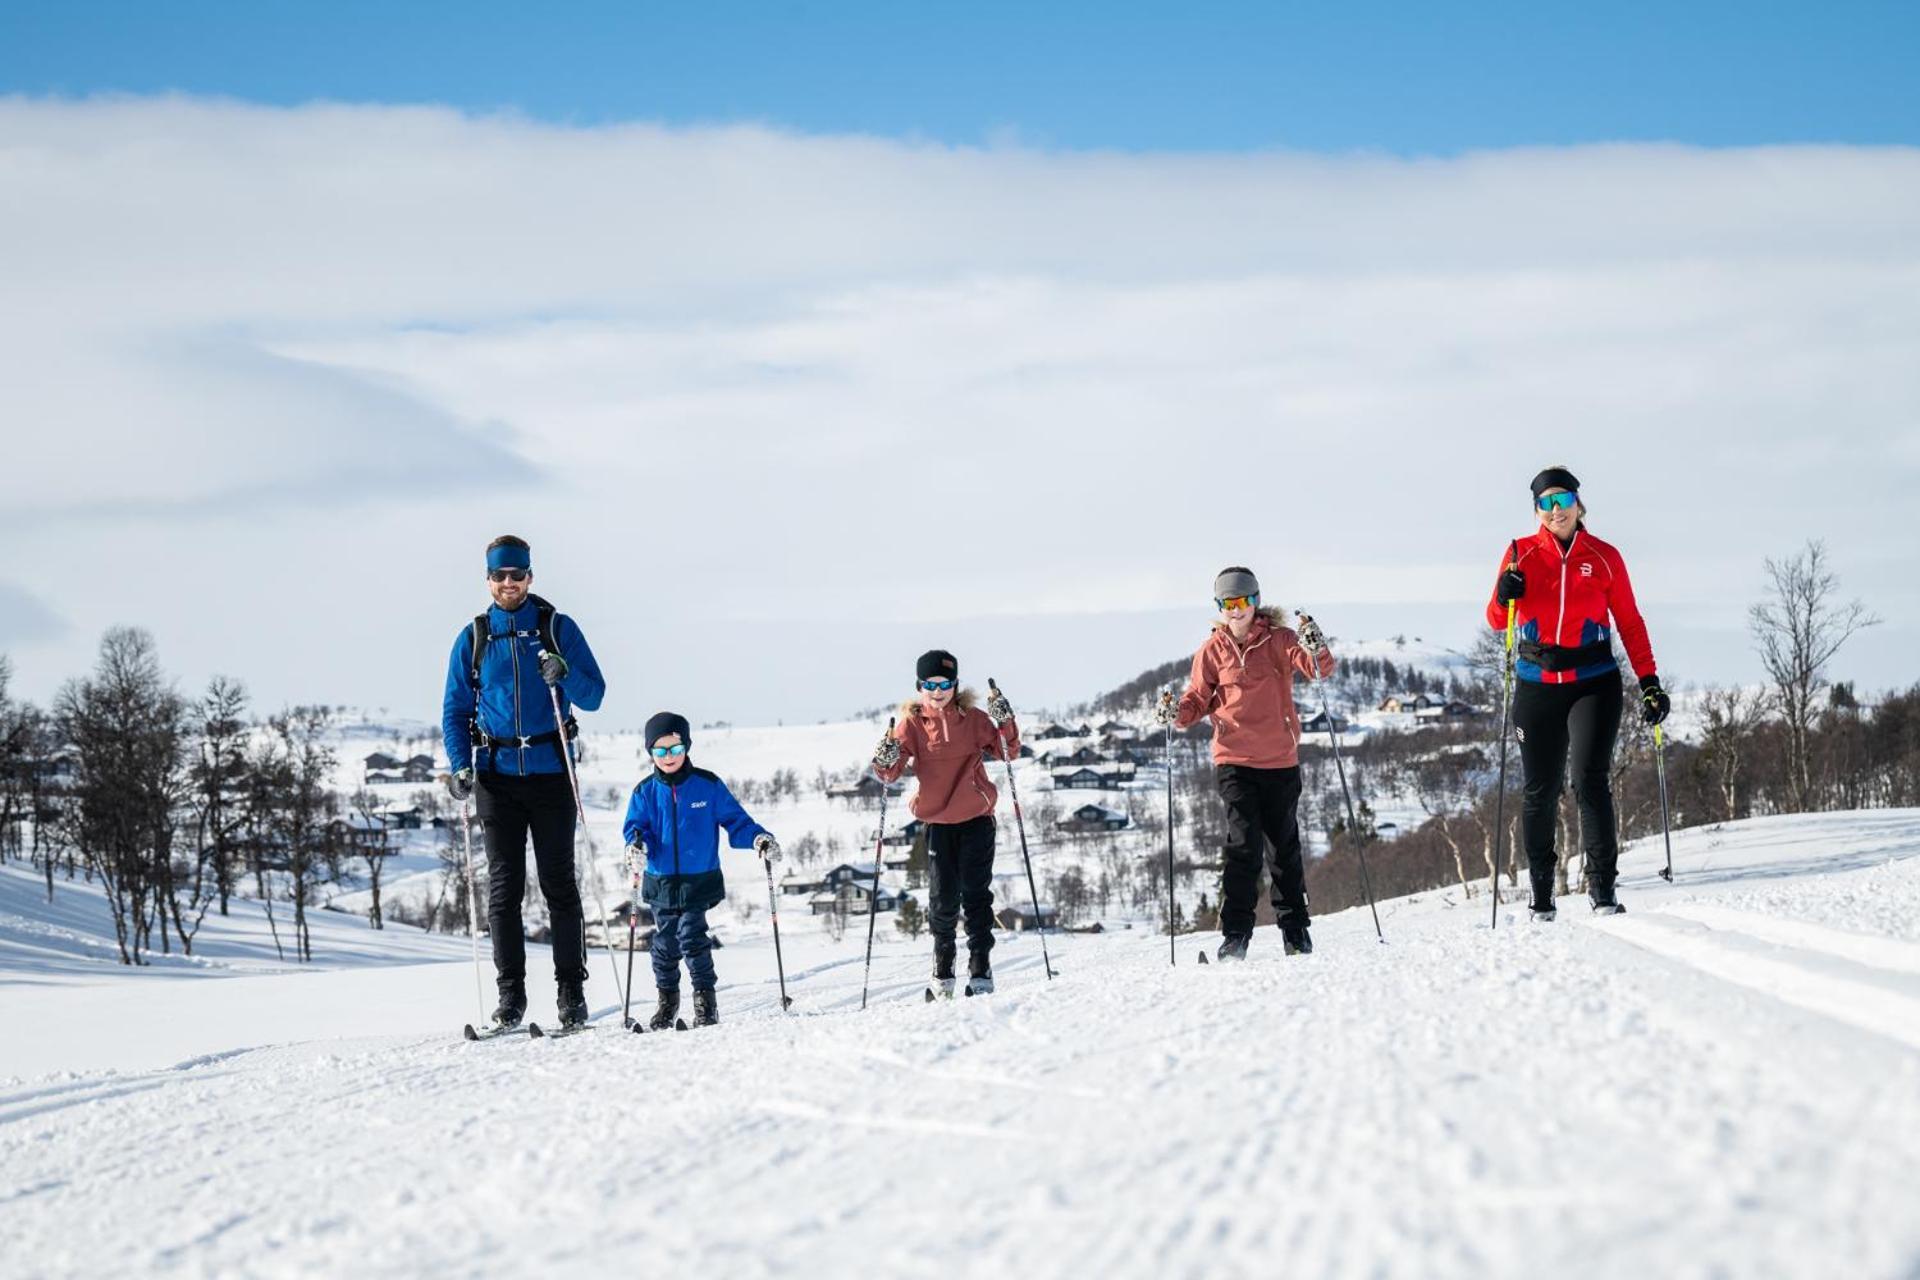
left=650, top=743, right=688, bottom=759
left=1535, top=491, right=1579, bottom=513
left=488, top=568, right=531, bottom=583
left=919, top=678, right=957, bottom=692
left=1215, top=593, right=1258, bottom=612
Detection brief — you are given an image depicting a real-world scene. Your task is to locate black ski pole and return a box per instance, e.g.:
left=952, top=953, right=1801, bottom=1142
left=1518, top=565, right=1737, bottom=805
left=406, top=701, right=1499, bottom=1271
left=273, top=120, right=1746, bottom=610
left=1298, top=614, right=1383, bottom=943
left=989, top=679, right=1054, bottom=980
left=1489, top=542, right=1519, bottom=930
left=859, top=718, right=895, bottom=1011
left=1163, top=684, right=1177, bottom=965
left=765, top=856, right=793, bottom=1010
left=544, top=678, right=625, bottom=1004
left=1653, top=723, right=1675, bottom=882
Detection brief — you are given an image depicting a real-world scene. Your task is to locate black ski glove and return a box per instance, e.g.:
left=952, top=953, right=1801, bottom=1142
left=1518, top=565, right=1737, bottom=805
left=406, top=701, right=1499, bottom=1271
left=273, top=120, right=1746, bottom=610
left=537, top=649, right=569, bottom=687
left=1495, top=569, right=1526, bottom=606
left=1639, top=675, right=1670, bottom=727
left=446, top=767, right=475, bottom=802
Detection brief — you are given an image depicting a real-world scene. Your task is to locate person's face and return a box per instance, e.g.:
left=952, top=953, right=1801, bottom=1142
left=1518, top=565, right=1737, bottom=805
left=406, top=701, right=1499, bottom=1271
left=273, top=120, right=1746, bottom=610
left=488, top=567, right=531, bottom=610
left=1217, top=593, right=1257, bottom=633
left=650, top=733, right=688, bottom=774
left=918, top=677, right=957, bottom=710
left=1535, top=488, right=1580, bottom=539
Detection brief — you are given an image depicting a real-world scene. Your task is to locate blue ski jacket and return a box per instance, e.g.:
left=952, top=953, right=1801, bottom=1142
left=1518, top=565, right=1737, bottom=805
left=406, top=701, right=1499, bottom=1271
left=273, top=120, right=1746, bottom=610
left=441, top=599, right=606, bottom=777
left=622, top=767, right=769, bottom=912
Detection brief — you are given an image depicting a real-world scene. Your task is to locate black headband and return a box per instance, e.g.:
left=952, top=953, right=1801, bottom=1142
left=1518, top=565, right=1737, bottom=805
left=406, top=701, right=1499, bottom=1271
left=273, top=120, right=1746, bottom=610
left=1529, top=467, right=1581, bottom=498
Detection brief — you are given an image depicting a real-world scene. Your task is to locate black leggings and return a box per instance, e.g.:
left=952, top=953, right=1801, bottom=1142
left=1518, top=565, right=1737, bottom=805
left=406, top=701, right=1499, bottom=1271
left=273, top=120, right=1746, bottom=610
left=1512, top=674, right=1624, bottom=896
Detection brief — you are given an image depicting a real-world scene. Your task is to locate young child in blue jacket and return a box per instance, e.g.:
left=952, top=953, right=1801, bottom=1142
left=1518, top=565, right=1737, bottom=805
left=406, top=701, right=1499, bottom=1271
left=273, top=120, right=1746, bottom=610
left=622, top=711, right=779, bottom=1030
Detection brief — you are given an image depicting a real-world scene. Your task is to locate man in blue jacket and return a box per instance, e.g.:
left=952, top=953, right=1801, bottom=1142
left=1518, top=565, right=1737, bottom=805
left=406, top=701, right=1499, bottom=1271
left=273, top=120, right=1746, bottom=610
left=443, top=534, right=606, bottom=1030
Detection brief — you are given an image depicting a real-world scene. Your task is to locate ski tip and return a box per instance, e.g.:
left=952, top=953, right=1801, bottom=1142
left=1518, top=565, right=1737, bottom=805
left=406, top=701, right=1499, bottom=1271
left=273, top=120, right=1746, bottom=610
left=630, top=1021, right=646, bottom=1035
left=675, top=1018, right=688, bottom=1031
left=1197, top=951, right=1209, bottom=965
left=924, top=988, right=936, bottom=1003
left=462, top=1024, right=479, bottom=1040
left=527, top=1023, right=545, bottom=1038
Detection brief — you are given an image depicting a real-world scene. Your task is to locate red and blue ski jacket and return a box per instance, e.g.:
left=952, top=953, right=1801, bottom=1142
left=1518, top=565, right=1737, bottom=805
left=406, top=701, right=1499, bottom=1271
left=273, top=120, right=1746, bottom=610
left=1485, top=526, right=1656, bottom=686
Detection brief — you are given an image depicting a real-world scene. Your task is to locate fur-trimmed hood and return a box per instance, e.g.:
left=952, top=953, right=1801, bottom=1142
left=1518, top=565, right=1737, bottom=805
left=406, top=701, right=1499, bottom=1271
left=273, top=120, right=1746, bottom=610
left=898, top=686, right=979, bottom=723
left=1210, top=605, right=1288, bottom=638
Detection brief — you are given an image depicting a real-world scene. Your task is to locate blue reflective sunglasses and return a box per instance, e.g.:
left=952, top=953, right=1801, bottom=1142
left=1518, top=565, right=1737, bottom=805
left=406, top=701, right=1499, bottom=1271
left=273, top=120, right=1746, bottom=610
left=919, top=678, right=957, bottom=692
left=649, top=743, right=688, bottom=759
left=1535, top=491, right=1579, bottom=512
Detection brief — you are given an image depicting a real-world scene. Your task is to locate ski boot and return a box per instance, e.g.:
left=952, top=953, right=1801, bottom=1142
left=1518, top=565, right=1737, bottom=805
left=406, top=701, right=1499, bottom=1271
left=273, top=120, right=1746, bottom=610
left=690, top=987, right=719, bottom=1027
left=929, top=936, right=957, bottom=1000
left=491, top=981, right=527, bottom=1029
left=963, top=949, right=993, bottom=997
left=1282, top=924, right=1313, bottom=956
left=557, top=980, right=589, bottom=1029
left=647, top=988, right=680, bottom=1032
left=1528, top=869, right=1557, bottom=922
left=1216, top=934, right=1250, bottom=963
left=1589, top=889, right=1626, bottom=916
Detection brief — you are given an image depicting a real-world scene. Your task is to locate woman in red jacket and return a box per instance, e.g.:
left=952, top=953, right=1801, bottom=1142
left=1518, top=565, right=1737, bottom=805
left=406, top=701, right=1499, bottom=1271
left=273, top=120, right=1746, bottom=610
left=1488, top=466, right=1670, bottom=919
left=872, top=650, right=1020, bottom=996
left=1154, top=566, right=1335, bottom=962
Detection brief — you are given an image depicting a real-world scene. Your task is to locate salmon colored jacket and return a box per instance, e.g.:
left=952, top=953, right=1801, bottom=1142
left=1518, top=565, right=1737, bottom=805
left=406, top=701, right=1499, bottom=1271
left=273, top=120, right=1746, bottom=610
left=874, top=688, right=1021, bottom=826
left=1175, top=609, right=1336, bottom=769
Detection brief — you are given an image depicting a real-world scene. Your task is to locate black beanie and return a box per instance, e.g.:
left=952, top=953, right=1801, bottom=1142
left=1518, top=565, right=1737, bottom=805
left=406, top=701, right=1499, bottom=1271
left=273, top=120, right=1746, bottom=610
left=1530, top=466, right=1581, bottom=498
left=644, top=711, right=691, bottom=750
left=916, top=649, right=959, bottom=682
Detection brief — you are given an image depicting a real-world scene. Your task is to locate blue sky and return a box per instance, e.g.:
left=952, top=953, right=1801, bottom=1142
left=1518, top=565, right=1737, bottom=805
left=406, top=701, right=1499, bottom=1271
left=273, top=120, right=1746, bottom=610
left=3, top=1, right=1915, bottom=151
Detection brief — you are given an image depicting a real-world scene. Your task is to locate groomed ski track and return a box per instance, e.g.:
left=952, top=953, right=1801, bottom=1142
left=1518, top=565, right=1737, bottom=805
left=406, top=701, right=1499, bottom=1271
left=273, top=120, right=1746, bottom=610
left=4, top=811, right=1919, bottom=1278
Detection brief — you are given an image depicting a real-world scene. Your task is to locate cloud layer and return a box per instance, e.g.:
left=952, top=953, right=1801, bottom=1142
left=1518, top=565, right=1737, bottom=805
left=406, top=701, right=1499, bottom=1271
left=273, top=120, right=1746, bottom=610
left=3, top=97, right=1916, bottom=721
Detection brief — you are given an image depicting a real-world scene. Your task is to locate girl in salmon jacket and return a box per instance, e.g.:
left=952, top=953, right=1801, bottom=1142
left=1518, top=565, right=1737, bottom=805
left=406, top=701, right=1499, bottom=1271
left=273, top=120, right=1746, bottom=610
left=872, top=650, right=1020, bottom=997
left=1155, top=567, right=1335, bottom=963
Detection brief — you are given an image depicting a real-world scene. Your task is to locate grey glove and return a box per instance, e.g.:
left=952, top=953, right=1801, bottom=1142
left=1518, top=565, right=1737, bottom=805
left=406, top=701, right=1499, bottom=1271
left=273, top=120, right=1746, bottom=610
left=873, top=730, right=903, bottom=770
left=1295, top=612, right=1327, bottom=654
left=985, top=684, right=1014, bottom=727
left=537, top=648, right=569, bottom=687
left=754, top=833, right=782, bottom=865
left=624, top=842, right=645, bottom=876
left=1152, top=690, right=1177, bottom=727
left=446, top=767, right=475, bottom=802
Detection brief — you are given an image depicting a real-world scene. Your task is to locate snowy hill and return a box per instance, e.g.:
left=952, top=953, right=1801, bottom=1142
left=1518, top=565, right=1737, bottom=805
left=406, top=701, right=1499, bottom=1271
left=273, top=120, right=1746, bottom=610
left=4, top=809, right=1918, bottom=1277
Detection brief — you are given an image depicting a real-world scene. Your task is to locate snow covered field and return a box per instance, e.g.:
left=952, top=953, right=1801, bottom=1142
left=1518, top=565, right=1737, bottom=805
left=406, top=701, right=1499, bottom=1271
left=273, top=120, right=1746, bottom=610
left=5, top=809, right=1919, bottom=1278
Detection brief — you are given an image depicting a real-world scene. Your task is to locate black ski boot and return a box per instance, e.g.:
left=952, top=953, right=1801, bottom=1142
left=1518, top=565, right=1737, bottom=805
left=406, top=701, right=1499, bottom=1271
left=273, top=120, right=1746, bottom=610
left=491, top=981, right=527, bottom=1029
left=930, top=936, right=958, bottom=1000
left=964, top=948, right=993, bottom=997
left=557, top=979, right=589, bottom=1029
left=1282, top=924, right=1313, bottom=956
left=1589, top=883, right=1626, bottom=916
left=647, top=988, right=680, bottom=1032
left=1216, top=934, right=1250, bottom=963
left=690, top=987, right=719, bottom=1027
left=1529, top=868, right=1557, bottom=922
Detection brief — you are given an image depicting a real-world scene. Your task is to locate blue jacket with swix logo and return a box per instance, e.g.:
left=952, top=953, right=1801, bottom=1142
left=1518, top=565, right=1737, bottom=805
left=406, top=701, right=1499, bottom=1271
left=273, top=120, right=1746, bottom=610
left=621, top=767, right=768, bottom=912
left=441, top=599, right=606, bottom=777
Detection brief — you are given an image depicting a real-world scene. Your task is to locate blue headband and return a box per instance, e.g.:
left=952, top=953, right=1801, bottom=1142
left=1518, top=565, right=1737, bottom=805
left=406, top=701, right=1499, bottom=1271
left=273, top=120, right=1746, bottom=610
left=486, top=543, right=531, bottom=572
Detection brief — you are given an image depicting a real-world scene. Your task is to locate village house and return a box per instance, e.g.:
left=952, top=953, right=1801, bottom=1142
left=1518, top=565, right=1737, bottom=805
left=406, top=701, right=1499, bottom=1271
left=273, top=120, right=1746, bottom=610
left=1057, top=803, right=1130, bottom=833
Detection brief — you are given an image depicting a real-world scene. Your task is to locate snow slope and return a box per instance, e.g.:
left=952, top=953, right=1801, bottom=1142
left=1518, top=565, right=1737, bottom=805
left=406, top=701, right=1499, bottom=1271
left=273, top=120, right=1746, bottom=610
left=4, top=809, right=1918, bottom=1278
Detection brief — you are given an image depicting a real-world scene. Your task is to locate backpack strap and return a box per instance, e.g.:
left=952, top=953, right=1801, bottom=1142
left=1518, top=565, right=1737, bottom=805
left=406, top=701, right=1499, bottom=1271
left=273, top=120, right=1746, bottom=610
left=467, top=595, right=571, bottom=767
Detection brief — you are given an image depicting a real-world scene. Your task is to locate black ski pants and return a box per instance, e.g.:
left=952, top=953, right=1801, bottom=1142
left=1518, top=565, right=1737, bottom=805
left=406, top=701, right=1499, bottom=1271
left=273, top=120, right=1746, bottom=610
left=1216, top=764, right=1309, bottom=937
left=476, top=770, right=587, bottom=989
left=1512, top=674, right=1624, bottom=898
left=926, top=814, right=996, bottom=964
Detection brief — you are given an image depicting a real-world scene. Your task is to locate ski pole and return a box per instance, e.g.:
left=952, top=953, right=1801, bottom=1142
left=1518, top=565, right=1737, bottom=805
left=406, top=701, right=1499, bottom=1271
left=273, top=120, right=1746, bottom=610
left=989, top=679, right=1054, bottom=980
left=544, top=677, right=626, bottom=1007
left=1653, top=723, right=1675, bottom=882
left=860, top=718, right=895, bottom=1011
left=1163, top=684, right=1177, bottom=965
left=1298, top=615, right=1383, bottom=943
left=621, top=849, right=642, bottom=1029
left=459, top=793, right=486, bottom=1026
left=1490, top=542, right=1520, bottom=931
left=765, top=857, right=793, bottom=1011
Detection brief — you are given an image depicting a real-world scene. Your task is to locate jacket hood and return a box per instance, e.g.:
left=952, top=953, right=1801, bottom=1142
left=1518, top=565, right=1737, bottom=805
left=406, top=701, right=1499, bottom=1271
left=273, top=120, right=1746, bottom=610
left=1211, top=605, right=1288, bottom=638
left=899, top=686, right=979, bottom=722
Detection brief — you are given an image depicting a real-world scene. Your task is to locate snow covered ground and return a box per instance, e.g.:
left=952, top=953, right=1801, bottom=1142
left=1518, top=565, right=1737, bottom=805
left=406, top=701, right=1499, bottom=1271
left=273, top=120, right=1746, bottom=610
left=4, top=809, right=1918, bottom=1278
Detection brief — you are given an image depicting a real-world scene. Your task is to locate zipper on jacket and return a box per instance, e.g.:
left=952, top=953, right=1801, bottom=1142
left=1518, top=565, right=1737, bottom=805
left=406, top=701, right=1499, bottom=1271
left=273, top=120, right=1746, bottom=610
left=671, top=787, right=681, bottom=880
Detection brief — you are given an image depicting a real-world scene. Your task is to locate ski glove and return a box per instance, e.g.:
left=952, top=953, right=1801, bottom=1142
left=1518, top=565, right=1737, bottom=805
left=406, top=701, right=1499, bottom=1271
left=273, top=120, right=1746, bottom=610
left=537, top=649, right=569, bottom=687
left=754, top=834, right=782, bottom=865
left=624, top=842, right=645, bottom=877
left=1495, top=569, right=1526, bottom=606
left=873, top=731, right=903, bottom=770
left=1152, top=691, right=1177, bottom=727
left=985, top=685, right=1014, bottom=727
left=446, top=767, right=475, bottom=802
left=1639, top=675, right=1671, bottom=727
left=1295, top=613, right=1327, bottom=654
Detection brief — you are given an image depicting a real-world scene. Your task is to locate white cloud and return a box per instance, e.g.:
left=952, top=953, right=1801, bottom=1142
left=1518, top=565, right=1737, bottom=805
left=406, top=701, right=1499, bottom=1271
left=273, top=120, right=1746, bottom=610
left=1, top=96, right=1916, bottom=722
